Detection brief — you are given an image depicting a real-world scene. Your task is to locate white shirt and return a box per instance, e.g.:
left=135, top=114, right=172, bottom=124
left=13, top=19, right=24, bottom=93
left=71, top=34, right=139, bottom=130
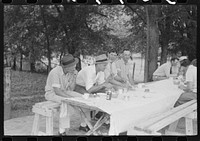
left=115, top=59, right=133, bottom=81
left=153, top=62, right=179, bottom=77
left=104, top=60, right=118, bottom=79
left=185, top=65, right=197, bottom=93
left=45, top=66, right=77, bottom=92
left=76, top=65, right=105, bottom=91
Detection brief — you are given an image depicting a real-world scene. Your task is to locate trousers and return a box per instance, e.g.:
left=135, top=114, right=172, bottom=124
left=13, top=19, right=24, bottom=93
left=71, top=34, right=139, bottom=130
left=45, top=91, right=91, bottom=129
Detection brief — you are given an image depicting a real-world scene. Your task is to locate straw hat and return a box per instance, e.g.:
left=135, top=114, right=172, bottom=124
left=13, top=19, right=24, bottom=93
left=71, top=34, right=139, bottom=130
left=95, top=54, right=109, bottom=64
left=179, top=56, right=188, bottom=62
left=61, top=54, right=79, bottom=67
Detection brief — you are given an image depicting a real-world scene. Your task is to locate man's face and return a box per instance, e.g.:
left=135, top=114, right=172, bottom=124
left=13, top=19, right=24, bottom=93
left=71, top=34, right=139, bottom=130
left=171, top=59, right=179, bottom=66
left=109, top=52, right=117, bottom=61
left=179, top=66, right=187, bottom=75
left=62, top=64, right=76, bottom=74
left=123, top=51, right=131, bottom=62
left=176, top=51, right=182, bottom=58
left=98, top=63, right=107, bottom=72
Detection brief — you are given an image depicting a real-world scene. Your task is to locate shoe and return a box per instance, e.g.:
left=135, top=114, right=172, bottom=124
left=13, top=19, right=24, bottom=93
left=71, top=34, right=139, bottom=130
left=103, top=123, right=110, bottom=129
left=58, top=131, right=67, bottom=136
left=95, top=111, right=104, bottom=120
left=79, top=125, right=90, bottom=132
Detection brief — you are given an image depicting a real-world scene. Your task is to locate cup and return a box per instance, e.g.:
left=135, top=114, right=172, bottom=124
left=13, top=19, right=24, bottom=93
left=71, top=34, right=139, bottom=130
left=138, top=83, right=145, bottom=88
left=118, top=89, right=123, bottom=95
left=123, top=88, right=128, bottom=94
left=83, top=93, right=90, bottom=99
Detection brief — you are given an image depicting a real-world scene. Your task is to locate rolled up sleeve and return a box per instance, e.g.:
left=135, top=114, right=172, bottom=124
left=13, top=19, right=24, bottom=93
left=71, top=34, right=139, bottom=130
left=51, top=72, right=61, bottom=88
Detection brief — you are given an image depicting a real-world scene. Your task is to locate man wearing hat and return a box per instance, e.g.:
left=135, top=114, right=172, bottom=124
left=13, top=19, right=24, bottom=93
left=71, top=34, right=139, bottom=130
left=75, top=54, right=114, bottom=94
left=152, top=57, right=180, bottom=81
left=44, top=54, right=88, bottom=135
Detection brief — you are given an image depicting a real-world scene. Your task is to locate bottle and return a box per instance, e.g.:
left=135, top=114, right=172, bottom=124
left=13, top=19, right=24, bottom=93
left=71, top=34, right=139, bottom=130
left=106, top=90, right=112, bottom=100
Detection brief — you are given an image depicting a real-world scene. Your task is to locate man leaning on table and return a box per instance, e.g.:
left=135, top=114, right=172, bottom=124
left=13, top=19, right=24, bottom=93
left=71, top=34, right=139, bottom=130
left=152, top=57, right=180, bottom=81
left=75, top=54, right=114, bottom=94
left=115, top=49, right=135, bottom=86
left=44, top=54, right=90, bottom=135
left=174, top=59, right=197, bottom=107
left=104, top=49, right=128, bottom=89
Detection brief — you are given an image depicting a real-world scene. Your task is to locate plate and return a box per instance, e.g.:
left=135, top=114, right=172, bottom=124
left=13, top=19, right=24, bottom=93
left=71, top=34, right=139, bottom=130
left=97, top=93, right=106, bottom=96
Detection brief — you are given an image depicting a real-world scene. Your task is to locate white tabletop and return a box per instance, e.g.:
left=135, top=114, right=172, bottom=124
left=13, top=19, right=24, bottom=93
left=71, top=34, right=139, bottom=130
left=62, top=79, right=183, bottom=135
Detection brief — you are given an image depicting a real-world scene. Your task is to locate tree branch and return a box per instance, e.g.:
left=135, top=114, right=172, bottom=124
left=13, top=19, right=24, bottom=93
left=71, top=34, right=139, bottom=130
left=126, top=5, right=146, bottom=25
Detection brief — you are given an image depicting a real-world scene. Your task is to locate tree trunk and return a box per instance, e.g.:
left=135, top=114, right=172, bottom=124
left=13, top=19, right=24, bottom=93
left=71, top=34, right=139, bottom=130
left=12, top=56, right=16, bottom=70
left=144, top=5, right=160, bottom=82
left=29, top=44, right=36, bottom=72
left=40, top=6, right=51, bottom=74
left=160, top=43, right=168, bottom=65
left=159, top=17, right=171, bottom=65
left=20, top=52, right=23, bottom=71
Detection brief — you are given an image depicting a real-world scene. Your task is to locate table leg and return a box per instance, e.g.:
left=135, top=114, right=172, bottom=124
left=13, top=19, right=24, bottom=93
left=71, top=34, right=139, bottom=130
left=79, top=108, right=99, bottom=135
left=86, top=114, right=110, bottom=135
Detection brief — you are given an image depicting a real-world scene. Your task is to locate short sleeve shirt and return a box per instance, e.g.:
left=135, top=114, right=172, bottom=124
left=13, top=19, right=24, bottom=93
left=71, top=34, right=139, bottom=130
left=45, top=66, right=77, bottom=92
left=76, top=65, right=105, bottom=91
left=185, top=65, right=197, bottom=92
left=153, top=62, right=179, bottom=77
left=104, top=60, right=118, bottom=79
left=115, top=59, right=133, bottom=81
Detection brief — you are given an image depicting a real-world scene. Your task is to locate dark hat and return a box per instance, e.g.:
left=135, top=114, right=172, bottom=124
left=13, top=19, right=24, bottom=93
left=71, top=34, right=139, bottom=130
left=95, top=54, right=109, bottom=64
left=61, top=54, right=79, bottom=67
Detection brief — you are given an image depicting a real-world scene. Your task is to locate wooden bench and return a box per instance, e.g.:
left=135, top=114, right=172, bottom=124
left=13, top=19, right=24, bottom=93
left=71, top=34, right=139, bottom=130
left=127, top=100, right=197, bottom=135
left=31, top=101, right=60, bottom=135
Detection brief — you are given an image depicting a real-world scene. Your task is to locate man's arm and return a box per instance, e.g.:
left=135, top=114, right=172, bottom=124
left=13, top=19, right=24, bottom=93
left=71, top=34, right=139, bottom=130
left=53, top=87, right=82, bottom=98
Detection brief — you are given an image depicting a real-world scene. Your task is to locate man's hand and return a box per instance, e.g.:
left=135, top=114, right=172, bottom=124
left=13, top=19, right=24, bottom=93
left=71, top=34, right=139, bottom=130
left=102, top=82, right=113, bottom=89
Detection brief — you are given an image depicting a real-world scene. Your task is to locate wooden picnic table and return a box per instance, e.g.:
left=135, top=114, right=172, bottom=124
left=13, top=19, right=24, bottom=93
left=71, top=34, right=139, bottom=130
left=62, top=79, right=183, bottom=135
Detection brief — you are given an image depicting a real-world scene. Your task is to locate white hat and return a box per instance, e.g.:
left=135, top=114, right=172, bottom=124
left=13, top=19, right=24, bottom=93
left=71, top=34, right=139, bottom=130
left=179, top=56, right=187, bottom=62
left=95, top=54, right=109, bottom=64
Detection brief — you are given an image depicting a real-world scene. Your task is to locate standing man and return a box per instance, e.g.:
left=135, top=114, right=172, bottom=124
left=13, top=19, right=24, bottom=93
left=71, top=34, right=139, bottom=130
left=75, top=54, right=114, bottom=94
left=152, top=57, right=180, bottom=81
left=45, top=54, right=89, bottom=135
left=115, top=49, right=135, bottom=86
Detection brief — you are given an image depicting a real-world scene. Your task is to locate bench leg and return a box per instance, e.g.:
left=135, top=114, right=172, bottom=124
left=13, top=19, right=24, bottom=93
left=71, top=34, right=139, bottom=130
left=46, top=116, right=53, bottom=135
left=31, top=114, right=40, bottom=135
left=167, top=120, right=179, bottom=132
left=185, top=117, right=193, bottom=135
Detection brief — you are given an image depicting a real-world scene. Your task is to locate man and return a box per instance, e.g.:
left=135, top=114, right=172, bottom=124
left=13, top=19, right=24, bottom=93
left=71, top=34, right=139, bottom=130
left=104, top=49, right=127, bottom=89
left=75, top=54, right=113, bottom=94
left=115, top=49, right=135, bottom=86
left=152, top=57, right=180, bottom=81
left=45, top=54, right=89, bottom=135
left=174, top=59, right=196, bottom=107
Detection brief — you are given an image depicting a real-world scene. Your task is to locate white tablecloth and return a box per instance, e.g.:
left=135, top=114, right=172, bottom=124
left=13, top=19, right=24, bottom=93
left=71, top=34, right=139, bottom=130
left=61, top=79, right=183, bottom=135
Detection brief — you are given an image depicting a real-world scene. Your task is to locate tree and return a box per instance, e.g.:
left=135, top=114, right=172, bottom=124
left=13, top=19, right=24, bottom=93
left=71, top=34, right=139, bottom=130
left=145, top=5, right=160, bottom=82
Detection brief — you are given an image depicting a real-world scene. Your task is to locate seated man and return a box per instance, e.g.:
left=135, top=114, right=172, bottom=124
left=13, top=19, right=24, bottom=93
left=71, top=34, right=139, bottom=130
left=174, top=59, right=197, bottom=107
left=75, top=54, right=114, bottom=94
left=45, top=54, right=90, bottom=135
left=177, top=58, right=190, bottom=81
left=115, top=49, right=135, bottom=87
left=104, top=49, right=127, bottom=89
left=152, top=57, right=180, bottom=81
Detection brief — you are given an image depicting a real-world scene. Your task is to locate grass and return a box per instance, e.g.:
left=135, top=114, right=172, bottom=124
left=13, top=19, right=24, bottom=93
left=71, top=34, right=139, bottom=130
left=9, top=70, right=47, bottom=118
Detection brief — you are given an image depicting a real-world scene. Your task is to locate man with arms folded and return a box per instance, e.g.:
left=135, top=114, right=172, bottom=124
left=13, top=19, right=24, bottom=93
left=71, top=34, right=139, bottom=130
left=45, top=54, right=90, bottom=135
left=152, top=57, right=180, bottom=81
left=104, top=49, right=128, bottom=89
left=115, top=49, right=135, bottom=87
